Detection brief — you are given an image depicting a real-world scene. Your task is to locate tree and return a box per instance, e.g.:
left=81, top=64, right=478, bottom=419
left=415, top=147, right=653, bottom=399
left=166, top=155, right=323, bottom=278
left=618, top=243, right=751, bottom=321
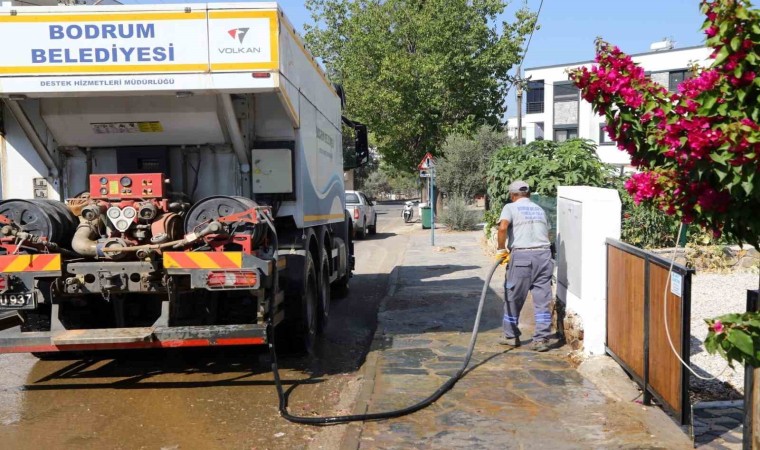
left=361, top=166, right=418, bottom=199
left=486, top=139, right=613, bottom=210
left=304, top=0, right=537, bottom=172
left=437, top=126, right=511, bottom=200
left=568, top=0, right=760, bottom=367
left=353, top=151, right=379, bottom=190
left=569, top=2, right=760, bottom=246
left=361, top=170, right=392, bottom=198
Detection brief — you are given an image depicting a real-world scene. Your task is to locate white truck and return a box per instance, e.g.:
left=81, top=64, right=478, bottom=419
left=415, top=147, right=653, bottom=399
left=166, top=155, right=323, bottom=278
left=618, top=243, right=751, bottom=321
left=0, top=2, right=367, bottom=356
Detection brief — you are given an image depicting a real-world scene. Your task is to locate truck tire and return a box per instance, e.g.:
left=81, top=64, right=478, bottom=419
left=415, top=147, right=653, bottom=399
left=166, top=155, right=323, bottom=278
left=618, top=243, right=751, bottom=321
left=317, top=248, right=330, bottom=333
left=357, top=220, right=367, bottom=240
left=280, top=253, right=318, bottom=354
left=331, top=239, right=350, bottom=299
left=368, top=216, right=377, bottom=235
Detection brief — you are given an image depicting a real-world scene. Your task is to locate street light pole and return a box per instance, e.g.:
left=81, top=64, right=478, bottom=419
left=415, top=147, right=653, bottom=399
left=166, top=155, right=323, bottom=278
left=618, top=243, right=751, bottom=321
left=430, top=167, right=435, bottom=246
left=516, top=82, right=523, bottom=145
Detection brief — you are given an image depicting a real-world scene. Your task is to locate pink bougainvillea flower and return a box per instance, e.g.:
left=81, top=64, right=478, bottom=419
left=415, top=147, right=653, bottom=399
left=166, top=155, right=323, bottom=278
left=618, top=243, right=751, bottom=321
left=711, top=320, right=724, bottom=334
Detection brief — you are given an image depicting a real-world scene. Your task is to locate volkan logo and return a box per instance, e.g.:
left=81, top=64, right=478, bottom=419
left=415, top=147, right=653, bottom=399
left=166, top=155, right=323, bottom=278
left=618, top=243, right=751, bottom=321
left=219, top=27, right=262, bottom=56
left=227, top=28, right=250, bottom=44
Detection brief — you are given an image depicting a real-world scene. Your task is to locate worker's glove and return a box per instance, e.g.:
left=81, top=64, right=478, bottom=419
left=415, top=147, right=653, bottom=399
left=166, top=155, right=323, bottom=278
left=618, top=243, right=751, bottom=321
left=495, top=249, right=510, bottom=266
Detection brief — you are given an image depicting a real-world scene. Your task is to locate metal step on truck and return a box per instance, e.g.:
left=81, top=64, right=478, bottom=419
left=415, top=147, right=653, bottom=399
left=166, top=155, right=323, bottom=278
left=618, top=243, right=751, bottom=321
left=0, top=1, right=368, bottom=357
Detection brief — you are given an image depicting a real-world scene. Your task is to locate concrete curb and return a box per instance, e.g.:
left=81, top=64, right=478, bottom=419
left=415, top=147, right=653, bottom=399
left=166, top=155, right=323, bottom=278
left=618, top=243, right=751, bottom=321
left=339, top=234, right=408, bottom=450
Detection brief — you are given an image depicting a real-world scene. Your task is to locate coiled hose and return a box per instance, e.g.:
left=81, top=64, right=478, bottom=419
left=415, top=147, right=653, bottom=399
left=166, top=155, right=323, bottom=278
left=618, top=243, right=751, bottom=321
left=268, top=256, right=504, bottom=424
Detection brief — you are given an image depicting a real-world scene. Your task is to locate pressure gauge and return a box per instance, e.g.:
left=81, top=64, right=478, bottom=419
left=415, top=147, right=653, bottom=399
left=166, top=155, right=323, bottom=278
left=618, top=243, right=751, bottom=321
left=122, top=207, right=137, bottom=219
left=100, top=188, right=108, bottom=196
left=99, top=177, right=108, bottom=185
left=115, top=220, right=130, bottom=232
left=120, top=176, right=132, bottom=187
left=107, top=207, right=121, bottom=219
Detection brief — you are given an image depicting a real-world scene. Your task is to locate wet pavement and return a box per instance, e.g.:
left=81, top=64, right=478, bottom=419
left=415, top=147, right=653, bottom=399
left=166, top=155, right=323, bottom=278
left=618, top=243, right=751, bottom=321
left=348, top=230, right=694, bottom=449
left=0, top=202, right=412, bottom=450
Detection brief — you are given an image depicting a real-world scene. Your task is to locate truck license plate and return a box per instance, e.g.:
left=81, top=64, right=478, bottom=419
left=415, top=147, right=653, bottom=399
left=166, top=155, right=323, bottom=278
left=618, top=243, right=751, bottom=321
left=0, top=292, right=35, bottom=309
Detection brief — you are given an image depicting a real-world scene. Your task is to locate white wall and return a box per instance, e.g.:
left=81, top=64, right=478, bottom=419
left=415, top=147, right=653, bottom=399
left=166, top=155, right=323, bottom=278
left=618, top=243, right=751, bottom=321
left=556, top=186, right=621, bottom=355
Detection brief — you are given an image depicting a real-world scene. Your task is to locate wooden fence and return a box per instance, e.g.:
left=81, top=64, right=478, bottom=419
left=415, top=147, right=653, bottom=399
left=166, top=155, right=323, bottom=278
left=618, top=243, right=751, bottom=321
left=745, top=289, right=760, bottom=450
left=606, top=239, right=694, bottom=425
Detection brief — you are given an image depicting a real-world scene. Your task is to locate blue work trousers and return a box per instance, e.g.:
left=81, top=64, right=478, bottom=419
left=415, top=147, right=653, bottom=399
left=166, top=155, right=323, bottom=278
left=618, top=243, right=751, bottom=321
left=502, top=248, right=554, bottom=340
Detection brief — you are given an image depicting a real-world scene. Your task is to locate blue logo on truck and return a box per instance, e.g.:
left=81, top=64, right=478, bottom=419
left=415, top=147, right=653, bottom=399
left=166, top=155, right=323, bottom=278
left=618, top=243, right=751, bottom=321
left=31, top=23, right=176, bottom=64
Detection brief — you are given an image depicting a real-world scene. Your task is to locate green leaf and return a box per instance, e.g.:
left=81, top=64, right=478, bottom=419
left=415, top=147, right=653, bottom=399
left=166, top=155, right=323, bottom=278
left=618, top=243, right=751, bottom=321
left=701, top=95, right=718, bottom=110
left=727, top=329, right=755, bottom=357
left=714, top=46, right=731, bottom=66
left=731, top=36, right=742, bottom=52
left=704, top=334, right=719, bottom=354
left=735, top=64, right=744, bottom=79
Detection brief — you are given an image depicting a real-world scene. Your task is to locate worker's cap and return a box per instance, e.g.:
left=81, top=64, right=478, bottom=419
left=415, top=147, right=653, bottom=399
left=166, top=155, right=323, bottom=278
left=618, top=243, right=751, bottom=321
left=509, top=180, right=530, bottom=193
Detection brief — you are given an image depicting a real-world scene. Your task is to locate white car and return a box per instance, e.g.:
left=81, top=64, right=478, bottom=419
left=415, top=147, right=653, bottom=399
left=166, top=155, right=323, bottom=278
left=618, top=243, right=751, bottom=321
left=345, top=190, right=377, bottom=238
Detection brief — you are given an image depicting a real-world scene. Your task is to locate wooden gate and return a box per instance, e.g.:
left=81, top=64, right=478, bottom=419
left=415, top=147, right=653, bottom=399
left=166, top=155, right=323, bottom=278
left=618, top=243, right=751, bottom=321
left=606, top=238, right=694, bottom=425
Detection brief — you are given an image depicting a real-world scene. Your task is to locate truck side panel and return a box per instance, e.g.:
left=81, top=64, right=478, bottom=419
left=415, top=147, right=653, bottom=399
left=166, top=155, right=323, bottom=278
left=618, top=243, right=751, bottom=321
left=277, top=19, right=345, bottom=228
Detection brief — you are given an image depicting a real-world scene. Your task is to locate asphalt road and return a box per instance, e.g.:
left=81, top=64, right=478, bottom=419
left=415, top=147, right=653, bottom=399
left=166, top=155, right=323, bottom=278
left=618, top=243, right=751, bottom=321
left=0, top=201, right=412, bottom=450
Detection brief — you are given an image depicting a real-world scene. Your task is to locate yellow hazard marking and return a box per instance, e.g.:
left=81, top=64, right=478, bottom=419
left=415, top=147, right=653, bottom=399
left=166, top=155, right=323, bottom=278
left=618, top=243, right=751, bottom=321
left=304, top=213, right=345, bottom=222
left=0, top=254, right=61, bottom=273
left=163, top=252, right=243, bottom=269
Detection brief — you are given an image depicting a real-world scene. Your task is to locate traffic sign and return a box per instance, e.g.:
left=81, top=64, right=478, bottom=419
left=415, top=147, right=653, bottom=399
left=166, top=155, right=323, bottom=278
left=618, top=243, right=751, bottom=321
left=417, top=152, right=436, bottom=170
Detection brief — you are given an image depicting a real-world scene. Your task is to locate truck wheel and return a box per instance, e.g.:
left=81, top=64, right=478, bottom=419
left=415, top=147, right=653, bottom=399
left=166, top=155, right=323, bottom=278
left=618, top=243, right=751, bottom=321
left=357, top=220, right=367, bottom=240
left=332, top=274, right=349, bottom=299
left=331, top=237, right=350, bottom=299
left=368, top=216, right=377, bottom=235
left=317, top=248, right=331, bottom=333
left=281, top=253, right=318, bottom=354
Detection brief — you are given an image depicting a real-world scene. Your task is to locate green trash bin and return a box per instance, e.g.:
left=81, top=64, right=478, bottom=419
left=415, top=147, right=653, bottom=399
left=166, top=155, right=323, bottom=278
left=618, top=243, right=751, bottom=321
left=421, top=206, right=432, bottom=229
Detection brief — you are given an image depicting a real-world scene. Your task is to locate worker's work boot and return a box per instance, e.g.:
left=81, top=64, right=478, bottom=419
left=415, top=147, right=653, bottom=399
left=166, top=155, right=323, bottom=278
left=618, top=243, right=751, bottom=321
left=497, top=337, right=520, bottom=348
left=529, top=338, right=556, bottom=352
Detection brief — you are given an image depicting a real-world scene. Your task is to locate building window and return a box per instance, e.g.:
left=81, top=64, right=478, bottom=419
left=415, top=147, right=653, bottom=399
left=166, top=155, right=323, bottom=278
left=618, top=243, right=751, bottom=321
left=554, top=82, right=579, bottom=102
left=554, top=128, right=578, bottom=142
left=599, top=124, right=614, bottom=145
left=668, top=70, right=690, bottom=92
left=535, top=122, right=545, bottom=140
left=526, top=81, right=544, bottom=113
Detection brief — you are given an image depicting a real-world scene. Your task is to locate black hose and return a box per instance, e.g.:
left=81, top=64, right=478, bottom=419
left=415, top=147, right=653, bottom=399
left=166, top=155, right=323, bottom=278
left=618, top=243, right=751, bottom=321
left=268, top=257, right=504, bottom=424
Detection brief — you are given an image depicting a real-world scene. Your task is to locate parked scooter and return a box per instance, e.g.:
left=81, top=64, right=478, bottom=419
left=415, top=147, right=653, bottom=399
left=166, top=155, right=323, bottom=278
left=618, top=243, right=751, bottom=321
left=403, top=201, right=414, bottom=223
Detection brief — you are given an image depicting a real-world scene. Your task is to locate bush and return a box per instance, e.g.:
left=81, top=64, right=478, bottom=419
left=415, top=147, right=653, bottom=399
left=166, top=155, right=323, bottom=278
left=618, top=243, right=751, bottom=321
left=440, top=195, right=478, bottom=231
left=612, top=177, right=735, bottom=249
left=616, top=180, right=680, bottom=249
left=487, top=139, right=613, bottom=209
left=484, top=139, right=612, bottom=233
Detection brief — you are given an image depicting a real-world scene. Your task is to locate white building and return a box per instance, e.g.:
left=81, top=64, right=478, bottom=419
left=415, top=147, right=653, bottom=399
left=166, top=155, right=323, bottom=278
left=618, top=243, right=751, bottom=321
left=522, top=43, right=712, bottom=170
left=505, top=116, right=525, bottom=145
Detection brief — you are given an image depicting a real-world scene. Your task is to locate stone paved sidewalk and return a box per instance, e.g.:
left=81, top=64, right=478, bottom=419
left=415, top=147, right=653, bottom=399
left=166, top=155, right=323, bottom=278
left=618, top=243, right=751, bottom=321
left=693, top=400, right=744, bottom=449
left=344, top=229, right=693, bottom=449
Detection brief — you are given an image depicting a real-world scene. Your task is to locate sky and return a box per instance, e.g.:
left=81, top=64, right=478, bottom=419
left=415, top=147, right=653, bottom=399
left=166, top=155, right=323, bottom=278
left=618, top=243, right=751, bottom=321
left=120, top=0, right=709, bottom=116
